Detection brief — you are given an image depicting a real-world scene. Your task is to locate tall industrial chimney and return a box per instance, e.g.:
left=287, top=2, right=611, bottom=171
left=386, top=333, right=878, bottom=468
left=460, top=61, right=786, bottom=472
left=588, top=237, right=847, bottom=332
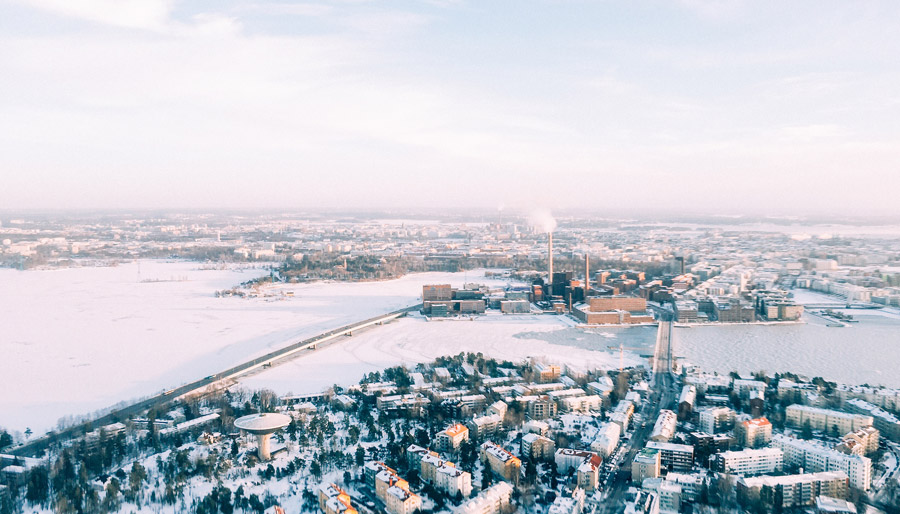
left=548, top=232, right=554, bottom=290
left=584, top=253, right=590, bottom=295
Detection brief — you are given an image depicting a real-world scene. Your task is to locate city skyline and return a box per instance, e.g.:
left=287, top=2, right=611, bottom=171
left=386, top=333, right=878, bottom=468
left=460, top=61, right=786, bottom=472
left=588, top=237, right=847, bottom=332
left=2, top=0, right=900, bottom=214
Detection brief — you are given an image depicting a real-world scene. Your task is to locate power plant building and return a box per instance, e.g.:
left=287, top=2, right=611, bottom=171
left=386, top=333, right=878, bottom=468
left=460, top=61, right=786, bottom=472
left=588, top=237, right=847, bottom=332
left=573, top=296, right=654, bottom=325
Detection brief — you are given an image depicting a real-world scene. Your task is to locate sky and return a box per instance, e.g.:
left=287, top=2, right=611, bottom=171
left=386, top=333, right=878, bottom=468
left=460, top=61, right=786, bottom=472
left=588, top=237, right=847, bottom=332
left=1, top=0, right=899, bottom=215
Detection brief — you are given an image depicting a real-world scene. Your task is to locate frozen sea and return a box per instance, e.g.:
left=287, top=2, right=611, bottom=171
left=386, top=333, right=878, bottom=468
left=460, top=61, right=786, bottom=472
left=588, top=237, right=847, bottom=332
left=238, top=315, right=658, bottom=397
left=674, top=312, right=900, bottom=388
left=0, top=261, right=521, bottom=436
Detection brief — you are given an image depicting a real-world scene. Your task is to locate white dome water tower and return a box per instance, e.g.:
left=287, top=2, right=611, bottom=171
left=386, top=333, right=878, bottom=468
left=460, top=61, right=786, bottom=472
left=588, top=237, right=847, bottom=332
left=234, top=413, right=291, bottom=460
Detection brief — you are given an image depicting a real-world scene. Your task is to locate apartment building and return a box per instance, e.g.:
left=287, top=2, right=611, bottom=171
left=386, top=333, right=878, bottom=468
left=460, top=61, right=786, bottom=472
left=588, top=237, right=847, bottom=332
left=737, top=471, right=849, bottom=509
left=645, top=441, right=694, bottom=472
left=560, top=395, right=603, bottom=413
left=523, top=420, right=549, bottom=436
left=407, top=446, right=473, bottom=498
left=632, top=448, right=661, bottom=484
left=576, top=456, right=602, bottom=492
left=534, top=363, right=562, bottom=383
left=663, top=473, right=707, bottom=503
left=385, top=484, right=422, bottom=514
left=435, top=463, right=473, bottom=499
left=468, top=414, right=503, bottom=439
left=712, top=448, right=783, bottom=476
left=590, top=422, right=622, bottom=458
left=678, top=386, right=697, bottom=420
left=455, top=482, right=513, bottom=514
left=785, top=405, right=874, bottom=435
left=836, top=426, right=879, bottom=457
left=480, top=441, right=521, bottom=484
left=734, top=418, right=772, bottom=448
left=318, top=484, right=358, bottom=514
left=650, top=410, right=678, bottom=442
left=367, top=463, right=420, bottom=514
left=772, top=434, right=872, bottom=491
left=845, top=399, right=900, bottom=441
left=521, top=433, right=556, bottom=461
left=527, top=396, right=559, bottom=420
left=733, top=379, right=767, bottom=399
left=436, top=424, right=470, bottom=453
left=698, top=407, right=735, bottom=434
left=547, top=488, right=585, bottom=514
left=555, top=449, right=600, bottom=473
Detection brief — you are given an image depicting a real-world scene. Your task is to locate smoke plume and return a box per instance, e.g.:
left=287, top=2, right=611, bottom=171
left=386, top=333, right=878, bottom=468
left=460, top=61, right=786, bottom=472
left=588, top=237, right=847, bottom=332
left=529, top=209, right=557, bottom=233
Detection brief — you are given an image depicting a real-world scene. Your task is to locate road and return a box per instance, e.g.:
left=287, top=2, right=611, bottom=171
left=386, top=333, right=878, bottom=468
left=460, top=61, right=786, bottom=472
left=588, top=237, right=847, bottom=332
left=597, top=316, right=676, bottom=514
left=9, top=303, right=421, bottom=458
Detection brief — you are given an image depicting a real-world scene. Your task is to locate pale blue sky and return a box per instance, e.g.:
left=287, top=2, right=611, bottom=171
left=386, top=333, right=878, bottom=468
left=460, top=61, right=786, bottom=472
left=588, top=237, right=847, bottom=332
left=1, top=0, right=899, bottom=214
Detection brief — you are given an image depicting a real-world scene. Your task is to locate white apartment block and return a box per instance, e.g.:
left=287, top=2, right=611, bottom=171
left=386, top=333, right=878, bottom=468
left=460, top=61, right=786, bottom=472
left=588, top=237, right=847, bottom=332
left=468, top=414, right=502, bottom=439
left=738, top=471, right=849, bottom=509
left=560, top=395, right=603, bottom=413
left=454, top=482, right=513, bottom=514
left=845, top=399, right=900, bottom=441
left=435, top=463, right=473, bottom=498
left=713, top=448, right=783, bottom=476
left=698, top=407, right=734, bottom=434
left=488, top=400, right=508, bottom=419
left=772, top=434, right=872, bottom=491
left=521, top=433, right=556, bottom=461
left=785, top=405, right=873, bottom=435
left=733, top=379, right=767, bottom=399
left=836, top=384, right=900, bottom=413
left=523, top=420, right=550, bottom=436
left=650, top=410, right=678, bottom=442
left=663, top=473, right=706, bottom=503
left=590, top=422, right=621, bottom=458
left=658, top=481, right=682, bottom=514
left=547, top=488, right=585, bottom=514
left=609, top=412, right=630, bottom=432
left=555, top=448, right=600, bottom=473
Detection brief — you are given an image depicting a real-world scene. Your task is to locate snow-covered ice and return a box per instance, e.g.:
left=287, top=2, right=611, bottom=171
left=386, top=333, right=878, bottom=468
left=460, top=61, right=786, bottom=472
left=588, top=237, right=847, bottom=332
left=0, top=261, right=520, bottom=436
left=674, top=314, right=900, bottom=388
left=237, top=314, right=654, bottom=396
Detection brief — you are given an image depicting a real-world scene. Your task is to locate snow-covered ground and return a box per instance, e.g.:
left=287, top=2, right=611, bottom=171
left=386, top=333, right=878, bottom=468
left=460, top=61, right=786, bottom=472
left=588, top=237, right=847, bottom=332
left=238, top=314, right=655, bottom=396
left=0, top=261, right=520, bottom=436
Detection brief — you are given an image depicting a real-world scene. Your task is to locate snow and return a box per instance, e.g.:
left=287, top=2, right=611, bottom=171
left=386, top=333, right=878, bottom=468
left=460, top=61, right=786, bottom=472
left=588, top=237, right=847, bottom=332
left=238, top=314, right=651, bottom=396
left=674, top=315, right=900, bottom=388
left=0, top=261, right=520, bottom=436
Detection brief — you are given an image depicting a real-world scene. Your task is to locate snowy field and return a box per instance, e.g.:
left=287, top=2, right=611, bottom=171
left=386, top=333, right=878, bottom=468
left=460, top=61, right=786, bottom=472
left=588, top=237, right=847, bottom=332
left=0, top=261, right=520, bottom=436
left=238, top=314, right=656, bottom=396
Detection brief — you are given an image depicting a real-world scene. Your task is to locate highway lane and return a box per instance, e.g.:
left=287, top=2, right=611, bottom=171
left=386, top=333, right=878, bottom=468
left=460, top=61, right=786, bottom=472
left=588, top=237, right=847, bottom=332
left=9, top=303, right=422, bottom=457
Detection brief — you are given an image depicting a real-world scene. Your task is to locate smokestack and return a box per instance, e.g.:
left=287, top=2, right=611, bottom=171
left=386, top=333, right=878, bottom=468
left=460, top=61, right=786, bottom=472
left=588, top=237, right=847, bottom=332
left=548, top=232, right=554, bottom=290
left=585, top=253, right=590, bottom=295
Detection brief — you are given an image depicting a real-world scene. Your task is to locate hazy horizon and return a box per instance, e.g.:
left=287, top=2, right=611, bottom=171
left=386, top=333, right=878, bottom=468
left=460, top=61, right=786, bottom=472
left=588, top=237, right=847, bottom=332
left=3, top=0, right=900, bottom=214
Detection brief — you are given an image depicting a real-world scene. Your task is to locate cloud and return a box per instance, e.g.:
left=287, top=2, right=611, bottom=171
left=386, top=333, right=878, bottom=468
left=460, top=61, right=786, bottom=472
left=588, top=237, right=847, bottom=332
left=15, top=0, right=175, bottom=30
left=1, top=0, right=900, bottom=213
left=779, top=124, right=845, bottom=142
